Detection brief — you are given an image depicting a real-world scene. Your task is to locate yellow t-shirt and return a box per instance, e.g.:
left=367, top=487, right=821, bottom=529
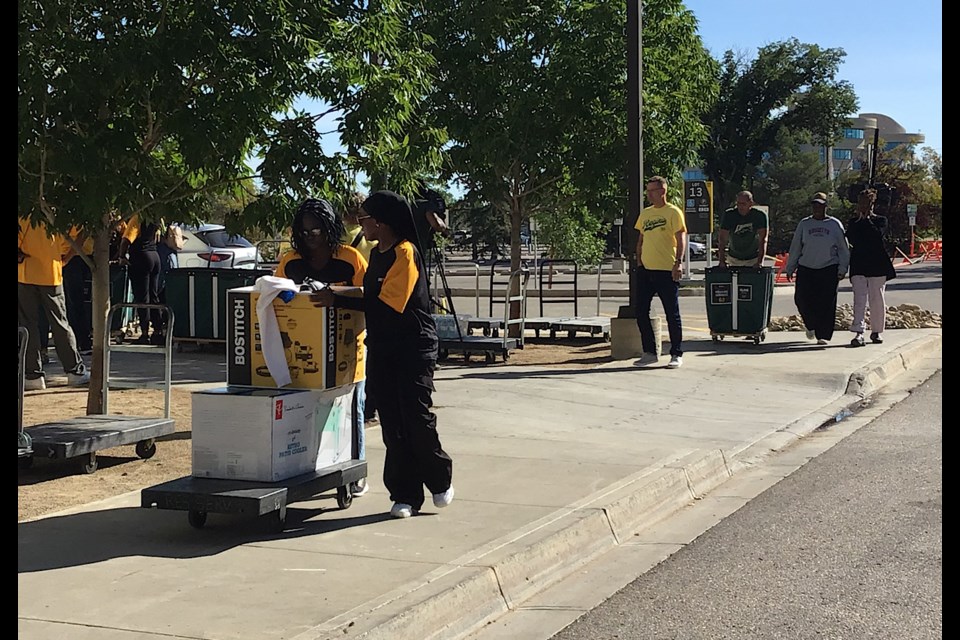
left=341, top=223, right=378, bottom=263
left=18, top=217, right=71, bottom=286
left=634, top=203, right=687, bottom=271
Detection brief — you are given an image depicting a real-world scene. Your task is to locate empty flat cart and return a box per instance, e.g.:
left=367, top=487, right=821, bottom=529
left=437, top=269, right=529, bottom=364
left=141, top=460, right=367, bottom=531
left=18, top=303, right=176, bottom=474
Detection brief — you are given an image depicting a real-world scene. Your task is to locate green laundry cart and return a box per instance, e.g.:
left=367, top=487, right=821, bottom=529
left=705, top=266, right=774, bottom=345
left=165, top=268, right=271, bottom=349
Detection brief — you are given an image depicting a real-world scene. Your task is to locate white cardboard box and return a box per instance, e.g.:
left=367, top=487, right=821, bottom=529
left=313, top=385, right=354, bottom=470
left=192, top=385, right=355, bottom=482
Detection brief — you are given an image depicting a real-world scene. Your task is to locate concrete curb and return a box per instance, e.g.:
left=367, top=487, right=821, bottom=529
left=316, top=332, right=942, bottom=640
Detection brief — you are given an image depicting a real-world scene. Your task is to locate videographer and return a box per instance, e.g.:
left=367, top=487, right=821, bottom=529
left=410, top=182, right=450, bottom=275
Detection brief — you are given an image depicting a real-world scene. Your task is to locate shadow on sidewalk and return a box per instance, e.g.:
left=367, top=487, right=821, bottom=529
left=18, top=506, right=393, bottom=573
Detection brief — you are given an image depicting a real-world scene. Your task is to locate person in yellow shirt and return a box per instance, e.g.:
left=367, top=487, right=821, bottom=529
left=634, top=175, right=688, bottom=369
left=18, top=217, right=91, bottom=391
left=340, top=191, right=378, bottom=262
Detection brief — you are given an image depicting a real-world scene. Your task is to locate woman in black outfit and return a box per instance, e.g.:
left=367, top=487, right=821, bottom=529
left=846, top=188, right=897, bottom=347
left=313, top=190, right=454, bottom=519
left=118, top=216, right=164, bottom=344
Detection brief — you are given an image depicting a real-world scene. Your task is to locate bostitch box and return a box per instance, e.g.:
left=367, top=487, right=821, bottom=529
left=226, top=285, right=365, bottom=391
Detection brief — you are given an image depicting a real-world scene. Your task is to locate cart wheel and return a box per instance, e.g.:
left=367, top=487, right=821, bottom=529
left=485, top=352, right=496, bottom=364
left=135, top=439, right=157, bottom=459
left=336, top=485, right=353, bottom=510
left=753, top=336, right=761, bottom=345
left=503, top=351, right=511, bottom=362
left=79, top=453, right=98, bottom=474
left=18, top=455, right=33, bottom=470
left=188, top=510, right=207, bottom=529
left=492, top=329, right=500, bottom=338
left=266, top=509, right=286, bottom=533
left=761, top=330, right=768, bottom=342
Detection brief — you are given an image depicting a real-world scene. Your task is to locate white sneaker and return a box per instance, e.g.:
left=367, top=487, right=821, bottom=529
left=24, top=377, right=46, bottom=391
left=389, top=503, right=417, bottom=519
left=350, top=478, right=369, bottom=497
left=667, top=356, right=683, bottom=369
left=433, top=487, right=455, bottom=509
left=816, top=339, right=829, bottom=345
left=67, top=370, right=91, bottom=386
left=805, top=330, right=816, bottom=341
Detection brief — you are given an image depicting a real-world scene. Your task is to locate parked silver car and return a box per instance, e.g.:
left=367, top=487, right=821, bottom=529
left=177, top=224, right=261, bottom=269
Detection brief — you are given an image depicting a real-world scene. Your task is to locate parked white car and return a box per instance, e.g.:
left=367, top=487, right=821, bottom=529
left=687, top=239, right=707, bottom=259
left=177, top=224, right=262, bottom=269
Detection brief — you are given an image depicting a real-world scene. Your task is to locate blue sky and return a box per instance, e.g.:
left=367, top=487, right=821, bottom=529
left=685, top=0, right=942, bottom=154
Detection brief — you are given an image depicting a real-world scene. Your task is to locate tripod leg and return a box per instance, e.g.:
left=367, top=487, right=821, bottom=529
left=431, top=246, right=465, bottom=342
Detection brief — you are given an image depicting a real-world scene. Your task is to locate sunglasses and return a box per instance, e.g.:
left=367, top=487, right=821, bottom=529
left=299, top=228, right=326, bottom=239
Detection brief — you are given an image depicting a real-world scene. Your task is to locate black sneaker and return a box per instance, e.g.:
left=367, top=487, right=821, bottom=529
left=870, top=332, right=883, bottom=344
left=850, top=334, right=865, bottom=347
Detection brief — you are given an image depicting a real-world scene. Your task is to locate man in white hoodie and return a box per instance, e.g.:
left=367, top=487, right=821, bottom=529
left=784, top=192, right=850, bottom=345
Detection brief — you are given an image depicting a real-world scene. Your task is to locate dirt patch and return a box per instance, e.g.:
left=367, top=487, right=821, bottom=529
left=18, top=339, right=610, bottom=522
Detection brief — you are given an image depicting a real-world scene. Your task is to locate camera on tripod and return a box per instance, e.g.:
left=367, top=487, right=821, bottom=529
left=845, top=181, right=896, bottom=206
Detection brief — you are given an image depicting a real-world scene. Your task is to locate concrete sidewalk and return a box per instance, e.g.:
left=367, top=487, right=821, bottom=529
left=18, top=328, right=942, bottom=640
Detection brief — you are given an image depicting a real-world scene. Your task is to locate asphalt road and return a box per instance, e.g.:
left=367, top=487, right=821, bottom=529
left=550, top=370, right=942, bottom=640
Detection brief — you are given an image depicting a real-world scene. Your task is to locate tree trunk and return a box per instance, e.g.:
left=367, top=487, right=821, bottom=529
left=86, top=226, right=112, bottom=415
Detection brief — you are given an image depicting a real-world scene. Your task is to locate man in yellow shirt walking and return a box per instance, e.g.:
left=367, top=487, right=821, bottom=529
left=18, top=217, right=91, bottom=391
left=634, top=176, right=688, bottom=369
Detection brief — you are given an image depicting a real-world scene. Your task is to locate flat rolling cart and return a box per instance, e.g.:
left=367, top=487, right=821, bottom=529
left=437, top=268, right=530, bottom=364
left=705, top=266, right=774, bottom=345
left=18, top=304, right=177, bottom=474
left=140, top=460, right=367, bottom=531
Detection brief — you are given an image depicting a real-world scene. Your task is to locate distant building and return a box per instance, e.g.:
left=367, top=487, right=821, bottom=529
left=807, top=112, right=925, bottom=179
left=680, top=112, right=924, bottom=198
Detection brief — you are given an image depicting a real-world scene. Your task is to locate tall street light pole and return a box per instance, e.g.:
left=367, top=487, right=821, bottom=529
left=619, top=0, right=643, bottom=319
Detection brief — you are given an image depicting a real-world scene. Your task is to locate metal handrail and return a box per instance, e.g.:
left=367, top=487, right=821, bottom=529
left=18, top=326, right=32, bottom=456
left=104, top=304, right=175, bottom=418
left=254, top=239, right=292, bottom=271
left=502, top=268, right=531, bottom=349
left=538, top=259, right=579, bottom=317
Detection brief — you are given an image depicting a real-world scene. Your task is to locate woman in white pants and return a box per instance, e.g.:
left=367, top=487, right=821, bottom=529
left=845, top=188, right=897, bottom=347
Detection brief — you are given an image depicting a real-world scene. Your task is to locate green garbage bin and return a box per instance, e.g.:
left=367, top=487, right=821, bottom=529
left=165, top=268, right=272, bottom=343
left=705, top=266, right=774, bottom=344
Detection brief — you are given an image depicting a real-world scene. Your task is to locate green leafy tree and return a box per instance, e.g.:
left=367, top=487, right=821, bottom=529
left=750, top=129, right=833, bottom=254
left=700, top=39, right=859, bottom=210
left=920, top=147, right=942, bottom=187
left=417, top=0, right=716, bottom=328
left=19, top=1, right=442, bottom=413
left=836, top=143, right=942, bottom=251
